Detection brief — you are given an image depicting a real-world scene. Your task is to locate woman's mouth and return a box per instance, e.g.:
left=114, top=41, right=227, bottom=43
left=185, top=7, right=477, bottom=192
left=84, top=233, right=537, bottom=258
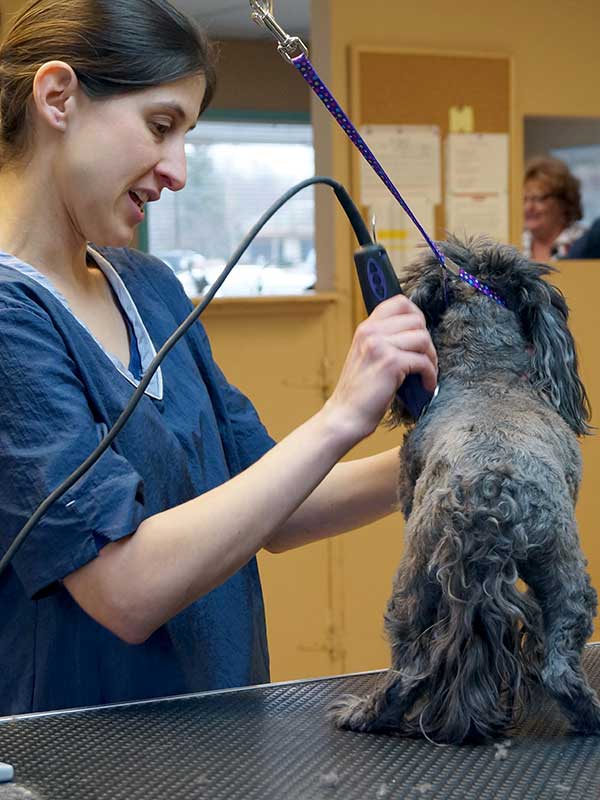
left=128, top=191, right=145, bottom=222
left=129, top=191, right=145, bottom=211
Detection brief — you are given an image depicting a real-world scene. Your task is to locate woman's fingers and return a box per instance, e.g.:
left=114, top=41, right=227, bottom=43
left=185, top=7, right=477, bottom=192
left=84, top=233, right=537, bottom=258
left=367, top=293, right=425, bottom=323
left=392, top=346, right=438, bottom=392
left=357, top=311, right=428, bottom=337
left=390, top=328, right=437, bottom=375
left=324, top=293, right=438, bottom=444
left=357, top=330, right=437, bottom=391
left=355, top=298, right=437, bottom=382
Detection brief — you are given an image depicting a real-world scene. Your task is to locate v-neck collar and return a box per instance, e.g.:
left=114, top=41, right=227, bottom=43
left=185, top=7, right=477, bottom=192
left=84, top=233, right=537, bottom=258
left=0, top=246, right=164, bottom=400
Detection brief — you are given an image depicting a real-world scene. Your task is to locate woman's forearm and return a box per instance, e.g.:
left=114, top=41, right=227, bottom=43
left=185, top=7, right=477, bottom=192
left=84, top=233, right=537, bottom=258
left=265, top=447, right=401, bottom=552
left=64, top=404, right=359, bottom=642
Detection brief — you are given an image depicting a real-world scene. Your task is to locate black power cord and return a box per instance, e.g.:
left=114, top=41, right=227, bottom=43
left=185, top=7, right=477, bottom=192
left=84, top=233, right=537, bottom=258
left=0, top=176, right=372, bottom=578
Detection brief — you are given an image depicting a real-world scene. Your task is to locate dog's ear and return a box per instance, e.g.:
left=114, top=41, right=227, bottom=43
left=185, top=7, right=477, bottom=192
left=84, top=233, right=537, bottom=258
left=520, top=280, right=591, bottom=436
left=401, top=264, right=451, bottom=330
left=408, top=270, right=449, bottom=328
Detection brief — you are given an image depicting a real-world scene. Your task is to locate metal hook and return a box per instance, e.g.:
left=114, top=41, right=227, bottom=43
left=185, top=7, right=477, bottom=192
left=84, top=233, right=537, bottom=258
left=249, top=0, right=276, bottom=27
left=371, top=214, right=378, bottom=243
left=249, top=0, right=273, bottom=14
left=248, top=0, right=308, bottom=63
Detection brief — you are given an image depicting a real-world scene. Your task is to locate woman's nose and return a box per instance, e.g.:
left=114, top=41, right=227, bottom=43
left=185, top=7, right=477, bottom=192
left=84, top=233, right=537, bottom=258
left=156, top=143, right=187, bottom=192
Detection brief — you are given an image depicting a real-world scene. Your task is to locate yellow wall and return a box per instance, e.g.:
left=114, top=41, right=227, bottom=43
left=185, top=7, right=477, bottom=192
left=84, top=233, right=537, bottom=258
left=211, top=39, right=310, bottom=115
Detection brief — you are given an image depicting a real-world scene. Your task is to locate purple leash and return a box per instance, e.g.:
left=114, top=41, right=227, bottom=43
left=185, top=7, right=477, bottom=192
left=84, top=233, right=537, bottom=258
left=248, top=1, right=506, bottom=308
left=292, top=53, right=445, bottom=268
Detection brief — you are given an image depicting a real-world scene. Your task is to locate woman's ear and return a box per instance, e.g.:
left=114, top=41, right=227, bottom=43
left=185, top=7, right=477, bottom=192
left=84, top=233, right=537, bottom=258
left=31, top=61, right=79, bottom=133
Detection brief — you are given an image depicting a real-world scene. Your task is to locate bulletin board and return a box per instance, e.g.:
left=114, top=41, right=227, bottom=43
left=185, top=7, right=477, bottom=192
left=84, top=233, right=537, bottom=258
left=349, top=46, right=513, bottom=318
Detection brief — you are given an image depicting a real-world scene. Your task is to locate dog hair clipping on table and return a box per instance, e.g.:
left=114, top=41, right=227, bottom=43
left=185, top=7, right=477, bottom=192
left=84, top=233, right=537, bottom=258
left=0, top=787, right=42, bottom=799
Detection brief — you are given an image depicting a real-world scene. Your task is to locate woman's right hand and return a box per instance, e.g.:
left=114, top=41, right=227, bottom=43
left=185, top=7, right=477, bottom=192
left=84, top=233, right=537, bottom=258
left=322, top=294, right=437, bottom=445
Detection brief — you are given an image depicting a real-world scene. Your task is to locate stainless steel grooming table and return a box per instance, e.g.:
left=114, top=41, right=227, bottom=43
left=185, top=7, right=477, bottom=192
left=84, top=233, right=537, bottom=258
left=1, top=644, right=600, bottom=800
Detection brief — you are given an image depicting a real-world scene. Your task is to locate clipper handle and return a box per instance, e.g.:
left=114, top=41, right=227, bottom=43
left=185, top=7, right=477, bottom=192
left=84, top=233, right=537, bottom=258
left=353, top=243, right=434, bottom=420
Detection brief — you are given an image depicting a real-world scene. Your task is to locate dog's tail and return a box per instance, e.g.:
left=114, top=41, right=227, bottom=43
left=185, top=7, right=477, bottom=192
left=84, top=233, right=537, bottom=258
left=396, top=466, right=545, bottom=744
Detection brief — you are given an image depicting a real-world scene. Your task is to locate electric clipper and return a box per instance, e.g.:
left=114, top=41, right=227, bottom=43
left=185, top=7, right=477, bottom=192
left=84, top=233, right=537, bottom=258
left=354, top=242, right=435, bottom=420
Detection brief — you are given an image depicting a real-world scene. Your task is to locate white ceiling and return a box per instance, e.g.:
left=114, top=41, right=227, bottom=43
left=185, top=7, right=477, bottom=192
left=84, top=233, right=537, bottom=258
left=172, top=1, right=310, bottom=40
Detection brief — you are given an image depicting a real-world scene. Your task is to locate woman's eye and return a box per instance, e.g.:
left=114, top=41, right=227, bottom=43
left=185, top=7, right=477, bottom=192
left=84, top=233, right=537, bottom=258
left=151, top=121, right=171, bottom=137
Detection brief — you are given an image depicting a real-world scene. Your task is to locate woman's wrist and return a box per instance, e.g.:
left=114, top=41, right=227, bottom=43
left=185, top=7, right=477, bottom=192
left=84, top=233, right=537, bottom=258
left=314, top=396, right=374, bottom=457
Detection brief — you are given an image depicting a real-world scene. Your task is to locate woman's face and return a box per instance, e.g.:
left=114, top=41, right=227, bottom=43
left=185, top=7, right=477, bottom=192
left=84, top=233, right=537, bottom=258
left=523, top=178, right=567, bottom=241
left=55, top=72, right=206, bottom=248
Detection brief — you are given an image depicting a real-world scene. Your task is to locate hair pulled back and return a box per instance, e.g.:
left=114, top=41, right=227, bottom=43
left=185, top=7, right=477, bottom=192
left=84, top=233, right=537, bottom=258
left=0, top=0, right=217, bottom=164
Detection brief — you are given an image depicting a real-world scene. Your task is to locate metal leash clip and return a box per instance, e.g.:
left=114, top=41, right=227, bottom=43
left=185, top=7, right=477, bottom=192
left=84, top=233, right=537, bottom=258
left=249, top=0, right=308, bottom=63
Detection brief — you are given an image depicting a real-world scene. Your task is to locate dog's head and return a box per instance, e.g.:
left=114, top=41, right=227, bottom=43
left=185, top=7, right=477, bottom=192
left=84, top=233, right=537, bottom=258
left=395, top=235, right=591, bottom=435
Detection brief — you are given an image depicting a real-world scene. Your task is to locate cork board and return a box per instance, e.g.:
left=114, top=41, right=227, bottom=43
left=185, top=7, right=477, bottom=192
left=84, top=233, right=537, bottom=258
left=350, top=47, right=512, bottom=242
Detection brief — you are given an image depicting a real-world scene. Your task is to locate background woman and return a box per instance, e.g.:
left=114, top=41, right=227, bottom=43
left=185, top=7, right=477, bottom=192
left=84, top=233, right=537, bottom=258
left=523, top=156, right=586, bottom=260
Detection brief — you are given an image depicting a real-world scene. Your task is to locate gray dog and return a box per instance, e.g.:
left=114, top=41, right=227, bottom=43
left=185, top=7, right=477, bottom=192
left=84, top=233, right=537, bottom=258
left=331, top=236, right=600, bottom=744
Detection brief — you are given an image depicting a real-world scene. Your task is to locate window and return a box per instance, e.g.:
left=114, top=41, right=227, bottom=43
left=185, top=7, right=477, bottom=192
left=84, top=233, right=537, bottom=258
left=551, top=145, right=600, bottom=227
left=147, top=119, right=316, bottom=297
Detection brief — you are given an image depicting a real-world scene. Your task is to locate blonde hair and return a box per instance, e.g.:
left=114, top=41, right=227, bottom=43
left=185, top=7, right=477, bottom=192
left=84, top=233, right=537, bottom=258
left=0, top=0, right=217, bottom=164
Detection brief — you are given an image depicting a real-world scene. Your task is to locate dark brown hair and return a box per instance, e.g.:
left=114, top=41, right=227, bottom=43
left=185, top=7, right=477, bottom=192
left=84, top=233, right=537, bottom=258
left=0, top=0, right=217, bottom=164
left=524, top=156, right=583, bottom=225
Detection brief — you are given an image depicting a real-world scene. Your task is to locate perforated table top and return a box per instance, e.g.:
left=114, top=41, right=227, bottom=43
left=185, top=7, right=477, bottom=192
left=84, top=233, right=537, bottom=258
left=1, top=645, right=600, bottom=799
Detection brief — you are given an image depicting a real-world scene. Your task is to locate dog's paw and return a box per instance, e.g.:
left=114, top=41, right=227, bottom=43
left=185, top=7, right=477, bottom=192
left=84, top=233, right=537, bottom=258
left=328, top=694, right=380, bottom=732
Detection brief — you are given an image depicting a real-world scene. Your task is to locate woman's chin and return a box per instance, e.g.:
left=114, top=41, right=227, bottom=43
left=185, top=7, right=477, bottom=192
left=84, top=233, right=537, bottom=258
left=524, top=224, right=543, bottom=239
left=91, top=227, right=136, bottom=249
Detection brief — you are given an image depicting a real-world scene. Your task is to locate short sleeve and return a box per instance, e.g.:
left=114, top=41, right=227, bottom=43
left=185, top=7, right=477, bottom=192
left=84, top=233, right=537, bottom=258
left=0, top=306, right=146, bottom=599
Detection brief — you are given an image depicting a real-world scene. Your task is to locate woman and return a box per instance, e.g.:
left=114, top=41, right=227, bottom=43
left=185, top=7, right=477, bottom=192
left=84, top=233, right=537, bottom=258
left=0, top=0, right=437, bottom=715
left=522, top=156, right=586, bottom=260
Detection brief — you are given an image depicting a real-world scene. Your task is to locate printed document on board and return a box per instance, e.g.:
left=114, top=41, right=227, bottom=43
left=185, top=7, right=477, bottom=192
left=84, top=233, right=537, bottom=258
left=359, top=125, right=442, bottom=207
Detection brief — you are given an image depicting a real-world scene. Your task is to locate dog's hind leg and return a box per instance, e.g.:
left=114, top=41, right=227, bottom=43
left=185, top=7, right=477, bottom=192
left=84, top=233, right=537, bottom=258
left=329, top=667, right=425, bottom=733
left=522, top=530, right=600, bottom=735
left=330, top=549, right=440, bottom=733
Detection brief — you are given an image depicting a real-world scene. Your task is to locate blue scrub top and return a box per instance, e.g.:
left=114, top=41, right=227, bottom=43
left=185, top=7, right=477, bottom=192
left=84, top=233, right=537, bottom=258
left=0, top=246, right=275, bottom=715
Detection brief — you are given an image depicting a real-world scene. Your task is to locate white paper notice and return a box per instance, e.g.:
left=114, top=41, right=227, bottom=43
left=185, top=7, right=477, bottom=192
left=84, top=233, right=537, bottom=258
left=359, top=125, right=441, bottom=207
left=445, top=132, right=509, bottom=243
left=446, top=133, right=509, bottom=194
left=369, top=194, right=435, bottom=273
left=446, top=193, right=509, bottom=243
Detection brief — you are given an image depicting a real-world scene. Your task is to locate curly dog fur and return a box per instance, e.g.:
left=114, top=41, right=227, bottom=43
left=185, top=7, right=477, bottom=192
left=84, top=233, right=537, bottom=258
left=331, top=236, right=600, bottom=744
